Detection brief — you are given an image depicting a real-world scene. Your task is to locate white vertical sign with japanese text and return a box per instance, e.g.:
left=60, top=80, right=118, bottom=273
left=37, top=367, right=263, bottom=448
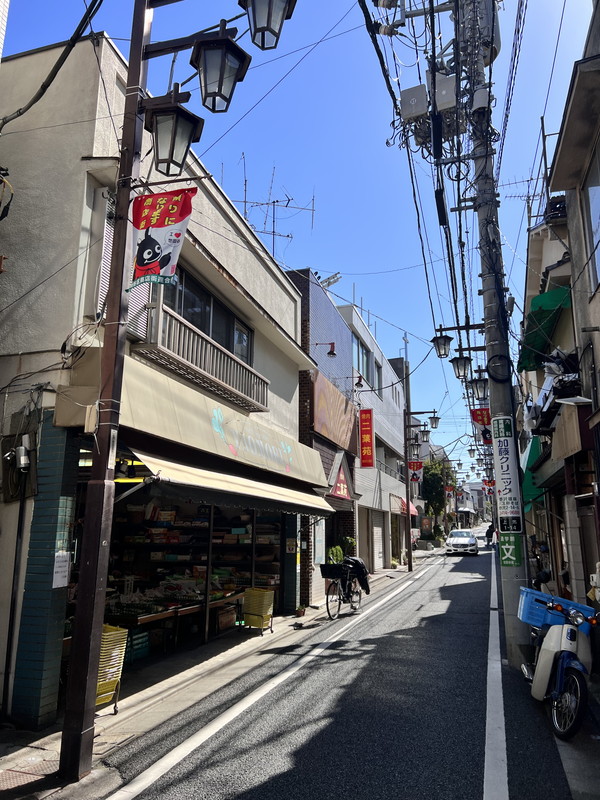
left=492, top=416, right=523, bottom=533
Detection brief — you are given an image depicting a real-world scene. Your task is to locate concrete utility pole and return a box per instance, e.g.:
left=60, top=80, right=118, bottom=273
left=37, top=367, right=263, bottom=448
left=458, top=0, right=529, bottom=665
left=387, top=0, right=530, bottom=663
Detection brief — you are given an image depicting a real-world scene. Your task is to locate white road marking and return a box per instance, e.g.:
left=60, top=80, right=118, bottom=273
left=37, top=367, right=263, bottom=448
left=105, top=571, right=431, bottom=800
left=484, top=554, right=509, bottom=800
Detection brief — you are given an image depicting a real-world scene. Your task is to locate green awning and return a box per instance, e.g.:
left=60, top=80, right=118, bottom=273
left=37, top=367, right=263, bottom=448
left=517, top=286, right=571, bottom=372
left=521, top=436, right=545, bottom=512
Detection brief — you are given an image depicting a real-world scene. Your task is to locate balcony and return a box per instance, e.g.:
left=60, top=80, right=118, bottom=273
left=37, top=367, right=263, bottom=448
left=131, top=304, right=269, bottom=412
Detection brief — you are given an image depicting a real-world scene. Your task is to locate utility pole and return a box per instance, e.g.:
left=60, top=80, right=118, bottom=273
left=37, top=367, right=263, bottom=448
left=375, top=0, right=529, bottom=664
left=459, top=0, right=529, bottom=665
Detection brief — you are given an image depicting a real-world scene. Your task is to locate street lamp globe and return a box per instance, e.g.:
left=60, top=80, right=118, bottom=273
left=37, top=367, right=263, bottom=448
left=239, top=0, right=297, bottom=50
left=145, top=103, right=204, bottom=177
left=470, top=374, right=489, bottom=401
left=420, top=425, right=431, bottom=442
left=190, top=27, right=252, bottom=113
left=468, top=446, right=475, bottom=458
left=431, top=332, right=453, bottom=359
left=449, top=354, right=471, bottom=380
left=429, top=412, right=440, bottom=429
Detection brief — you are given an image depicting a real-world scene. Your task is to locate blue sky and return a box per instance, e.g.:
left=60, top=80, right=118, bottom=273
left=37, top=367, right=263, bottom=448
left=2, top=0, right=593, bottom=474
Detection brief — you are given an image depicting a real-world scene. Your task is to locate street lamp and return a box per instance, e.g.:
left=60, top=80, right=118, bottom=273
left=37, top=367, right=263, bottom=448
left=190, top=22, right=252, bottom=113
left=450, top=353, right=471, bottom=380
left=420, top=425, right=431, bottom=443
left=470, top=367, right=489, bottom=401
left=239, top=0, right=297, bottom=50
left=144, top=88, right=204, bottom=176
left=431, top=331, right=453, bottom=358
left=468, top=446, right=475, bottom=458
left=429, top=411, right=440, bottom=429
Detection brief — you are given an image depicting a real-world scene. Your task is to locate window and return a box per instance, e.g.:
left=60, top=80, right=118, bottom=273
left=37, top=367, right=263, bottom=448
left=162, top=266, right=252, bottom=363
left=352, top=334, right=373, bottom=385
left=375, top=361, right=383, bottom=397
left=583, top=147, right=600, bottom=287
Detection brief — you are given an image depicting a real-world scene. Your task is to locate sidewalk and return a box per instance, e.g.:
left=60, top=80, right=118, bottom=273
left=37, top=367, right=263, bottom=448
left=0, top=549, right=443, bottom=798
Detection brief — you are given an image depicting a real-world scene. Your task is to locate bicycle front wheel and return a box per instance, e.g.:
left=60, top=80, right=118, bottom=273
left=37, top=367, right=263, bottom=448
left=326, top=580, right=342, bottom=620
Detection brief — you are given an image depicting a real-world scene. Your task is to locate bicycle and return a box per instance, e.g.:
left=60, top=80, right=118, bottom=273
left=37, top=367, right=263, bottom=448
left=319, top=562, right=363, bottom=620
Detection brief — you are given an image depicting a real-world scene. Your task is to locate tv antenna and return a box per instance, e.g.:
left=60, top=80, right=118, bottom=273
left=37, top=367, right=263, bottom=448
left=234, top=156, right=315, bottom=257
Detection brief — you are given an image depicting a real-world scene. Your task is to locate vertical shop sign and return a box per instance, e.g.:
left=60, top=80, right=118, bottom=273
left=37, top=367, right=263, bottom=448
left=359, top=409, right=374, bottom=467
left=128, top=188, right=197, bottom=290
left=314, top=518, right=325, bottom=565
left=492, top=416, right=523, bottom=533
left=499, top=532, right=523, bottom=567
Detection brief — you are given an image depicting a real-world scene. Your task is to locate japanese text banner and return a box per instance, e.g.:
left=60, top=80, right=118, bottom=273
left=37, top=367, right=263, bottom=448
left=408, top=460, right=423, bottom=482
left=470, top=407, right=492, bottom=445
left=128, top=188, right=197, bottom=291
left=359, top=409, right=374, bottom=468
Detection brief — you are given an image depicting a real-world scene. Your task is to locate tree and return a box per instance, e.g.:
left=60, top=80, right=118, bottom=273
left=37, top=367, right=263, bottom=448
left=422, top=461, right=446, bottom=520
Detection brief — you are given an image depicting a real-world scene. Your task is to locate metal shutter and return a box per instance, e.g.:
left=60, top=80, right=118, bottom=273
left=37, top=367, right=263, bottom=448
left=97, top=192, right=149, bottom=340
left=372, top=510, right=384, bottom=570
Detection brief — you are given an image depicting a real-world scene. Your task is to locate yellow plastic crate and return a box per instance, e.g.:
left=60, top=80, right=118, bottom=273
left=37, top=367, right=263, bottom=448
left=243, top=588, right=274, bottom=635
left=96, top=624, right=128, bottom=714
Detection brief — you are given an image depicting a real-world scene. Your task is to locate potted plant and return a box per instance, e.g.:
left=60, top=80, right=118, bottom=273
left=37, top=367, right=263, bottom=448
left=295, top=605, right=306, bottom=617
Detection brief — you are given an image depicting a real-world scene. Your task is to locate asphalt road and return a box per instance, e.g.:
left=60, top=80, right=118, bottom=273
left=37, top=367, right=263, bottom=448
left=103, top=538, right=600, bottom=800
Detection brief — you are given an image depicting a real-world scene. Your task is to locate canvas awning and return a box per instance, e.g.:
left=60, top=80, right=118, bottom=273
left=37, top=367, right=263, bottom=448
left=390, top=495, right=418, bottom=516
left=521, top=436, right=544, bottom=512
left=457, top=507, right=475, bottom=514
left=517, top=287, right=572, bottom=372
left=133, top=451, right=334, bottom=516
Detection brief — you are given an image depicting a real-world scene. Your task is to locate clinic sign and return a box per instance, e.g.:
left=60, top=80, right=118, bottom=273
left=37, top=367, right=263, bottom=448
left=492, top=416, right=523, bottom=536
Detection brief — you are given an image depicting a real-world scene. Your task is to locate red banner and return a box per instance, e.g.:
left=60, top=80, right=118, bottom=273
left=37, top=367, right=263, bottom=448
left=129, top=188, right=197, bottom=290
left=470, top=407, right=492, bottom=445
left=408, top=460, right=423, bottom=482
left=359, top=409, right=374, bottom=468
left=445, top=484, right=454, bottom=499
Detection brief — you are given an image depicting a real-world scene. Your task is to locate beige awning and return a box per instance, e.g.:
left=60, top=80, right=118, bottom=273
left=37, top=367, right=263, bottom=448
left=551, top=404, right=581, bottom=461
left=133, top=450, right=334, bottom=516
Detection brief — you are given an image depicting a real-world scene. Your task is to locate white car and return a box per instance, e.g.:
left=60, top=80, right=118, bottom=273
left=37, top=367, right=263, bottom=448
left=446, top=529, right=479, bottom=556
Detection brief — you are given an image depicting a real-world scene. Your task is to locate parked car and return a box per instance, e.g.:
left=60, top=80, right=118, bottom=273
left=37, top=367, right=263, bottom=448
left=446, top=529, right=479, bottom=556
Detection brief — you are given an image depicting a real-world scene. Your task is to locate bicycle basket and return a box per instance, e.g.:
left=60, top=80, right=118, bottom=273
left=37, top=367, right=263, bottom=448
left=319, top=563, right=346, bottom=579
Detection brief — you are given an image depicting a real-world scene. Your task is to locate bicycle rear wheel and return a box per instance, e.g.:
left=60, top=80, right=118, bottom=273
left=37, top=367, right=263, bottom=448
left=349, top=578, right=362, bottom=611
left=326, top=580, right=342, bottom=620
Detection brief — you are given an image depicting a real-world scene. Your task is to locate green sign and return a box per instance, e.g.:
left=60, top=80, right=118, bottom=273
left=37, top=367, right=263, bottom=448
left=493, top=417, right=513, bottom=438
left=499, top=533, right=523, bottom=567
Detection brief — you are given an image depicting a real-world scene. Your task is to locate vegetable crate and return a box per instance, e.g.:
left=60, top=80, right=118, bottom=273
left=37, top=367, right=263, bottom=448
left=96, top=624, right=128, bottom=714
left=518, top=587, right=595, bottom=632
left=243, top=588, right=274, bottom=635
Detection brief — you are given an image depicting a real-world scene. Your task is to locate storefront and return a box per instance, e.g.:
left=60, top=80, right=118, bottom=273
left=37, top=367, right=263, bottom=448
left=51, top=354, right=333, bottom=703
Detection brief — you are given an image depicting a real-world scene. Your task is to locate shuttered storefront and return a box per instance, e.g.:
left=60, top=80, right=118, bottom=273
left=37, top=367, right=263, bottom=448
left=372, top=510, right=385, bottom=571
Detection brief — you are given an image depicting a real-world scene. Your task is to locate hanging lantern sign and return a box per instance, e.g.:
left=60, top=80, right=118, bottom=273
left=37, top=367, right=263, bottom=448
left=408, top=460, right=423, bottom=482
left=128, top=188, right=197, bottom=290
left=359, top=408, right=374, bottom=468
left=470, top=407, right=492, bottom=445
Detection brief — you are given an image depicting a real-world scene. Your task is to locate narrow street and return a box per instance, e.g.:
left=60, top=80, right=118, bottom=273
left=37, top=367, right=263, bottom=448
left=92, top=537, right=600, bottom=800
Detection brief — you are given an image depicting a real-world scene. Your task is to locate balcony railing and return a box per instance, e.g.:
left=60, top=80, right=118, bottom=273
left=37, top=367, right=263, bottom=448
left=131, top=304, right=269, bottom=412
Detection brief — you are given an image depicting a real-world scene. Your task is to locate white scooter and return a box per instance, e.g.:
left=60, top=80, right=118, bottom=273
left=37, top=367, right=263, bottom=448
left=518, top=586, right=599, bottom=739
